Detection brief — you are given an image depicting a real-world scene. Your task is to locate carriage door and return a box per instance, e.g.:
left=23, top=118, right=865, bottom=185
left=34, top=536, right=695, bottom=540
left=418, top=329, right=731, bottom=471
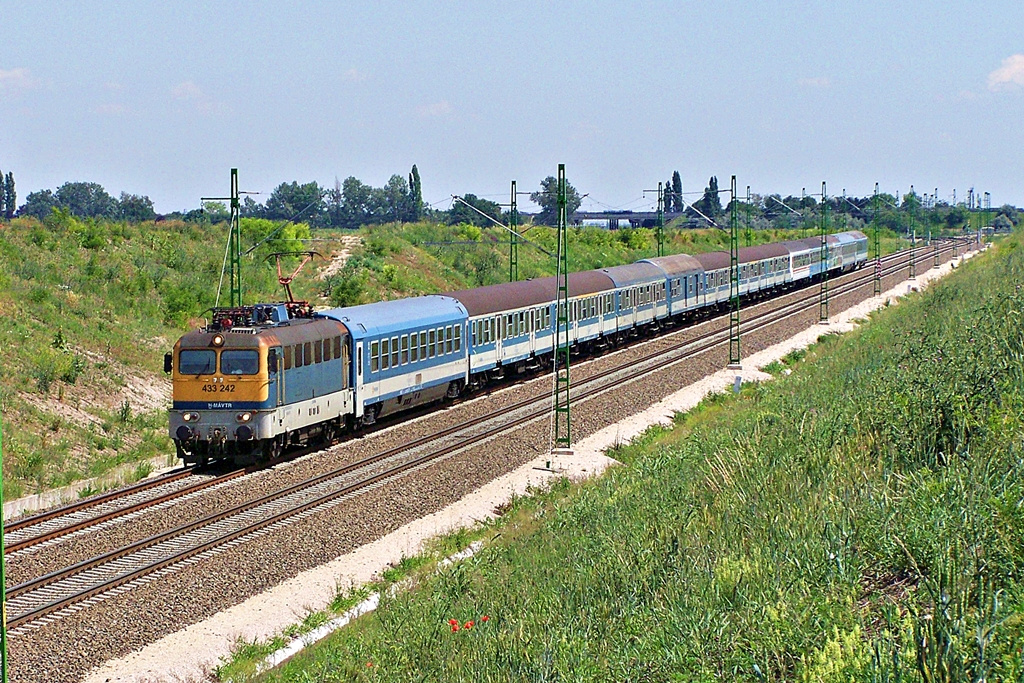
left=268, top=346, right=284, bottom=406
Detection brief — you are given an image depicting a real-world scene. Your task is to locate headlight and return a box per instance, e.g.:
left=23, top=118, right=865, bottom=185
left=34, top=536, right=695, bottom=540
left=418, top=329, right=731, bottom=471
left=211, top=334, right=225, bottom=347
left=236, top=412, right=252, bottom=423
left=182, top=412, right=201, bottom=422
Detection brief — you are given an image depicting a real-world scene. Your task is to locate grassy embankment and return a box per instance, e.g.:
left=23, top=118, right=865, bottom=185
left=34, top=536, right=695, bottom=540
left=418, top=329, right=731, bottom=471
left=247, top=234, right=1020, bottom=682
left=0, top=213, right=315, bottom=499
left=0, top=214, right=907, bottom=501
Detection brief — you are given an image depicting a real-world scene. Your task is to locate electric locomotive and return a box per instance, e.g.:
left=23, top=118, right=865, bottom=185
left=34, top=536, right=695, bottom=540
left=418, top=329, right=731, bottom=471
left=166, top=302, right=353, bottom=465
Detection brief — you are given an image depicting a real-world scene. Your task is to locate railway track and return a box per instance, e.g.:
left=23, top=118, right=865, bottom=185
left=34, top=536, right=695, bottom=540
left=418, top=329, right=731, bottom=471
left=3, top=468, right=250, bottom=556
left=5, top=241, right=971, bottom=634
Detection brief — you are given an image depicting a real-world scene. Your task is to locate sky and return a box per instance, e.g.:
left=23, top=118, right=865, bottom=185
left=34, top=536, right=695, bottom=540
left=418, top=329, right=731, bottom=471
left=1, top=1, right=1023, bottom=215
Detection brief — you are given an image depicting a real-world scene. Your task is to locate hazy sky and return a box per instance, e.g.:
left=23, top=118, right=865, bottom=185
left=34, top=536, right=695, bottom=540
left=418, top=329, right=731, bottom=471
left=2, top=1, right=1022, bottom=214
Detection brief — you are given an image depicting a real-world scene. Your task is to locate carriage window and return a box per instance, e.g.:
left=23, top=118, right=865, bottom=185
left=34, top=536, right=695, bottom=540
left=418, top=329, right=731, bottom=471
left=454, top=325, right=461, bottom=351
left=179, top=350, right=216, bottom=375
left=445, top=326, right=453, bottom=354
left=371, top=340, right=379, bottom=372
left=391, top=336, right=399, bottom=367
left=401, top=335, right=409, bottom=365
left=411, top=334, right=419, bottom=362
left=381, top=338, right=390, bottom=370
left=221, top=350, right=259, bottom=375
left=429, top=329, right=436, bottom=358
left=420, top=331, right=427, bottom=359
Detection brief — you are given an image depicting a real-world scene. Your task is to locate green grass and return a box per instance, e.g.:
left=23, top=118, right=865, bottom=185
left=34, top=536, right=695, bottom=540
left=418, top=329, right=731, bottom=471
left=252, top=232, right=1021, bottom=682
left=0, top=213, right=323, bottom=498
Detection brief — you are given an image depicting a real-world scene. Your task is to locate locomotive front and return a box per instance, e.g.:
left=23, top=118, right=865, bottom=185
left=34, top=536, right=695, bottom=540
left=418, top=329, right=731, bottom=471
left=167, top=325, right=277, bottom=465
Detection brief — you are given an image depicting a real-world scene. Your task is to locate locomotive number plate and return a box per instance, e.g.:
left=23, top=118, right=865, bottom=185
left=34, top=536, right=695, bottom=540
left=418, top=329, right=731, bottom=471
left=201, top=384, right=237, bottom=393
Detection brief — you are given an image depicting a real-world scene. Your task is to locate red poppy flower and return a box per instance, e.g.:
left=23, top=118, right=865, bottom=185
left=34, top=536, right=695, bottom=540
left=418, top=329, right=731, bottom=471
left=366, top=662, right=374, bottom=668
left=481, top=615, right=490, bottom=622
left=464, top=621, right=474, bottom=629
left=451, top=624, right=459, bottom=632
left=448, top=618, right=458, bottom=626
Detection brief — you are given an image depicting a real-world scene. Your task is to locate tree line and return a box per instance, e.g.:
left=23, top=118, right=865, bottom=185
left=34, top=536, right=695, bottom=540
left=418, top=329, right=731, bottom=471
left=661, top=173, right=1020, bottom=233
left=7, top=161, right=1018, bottom=234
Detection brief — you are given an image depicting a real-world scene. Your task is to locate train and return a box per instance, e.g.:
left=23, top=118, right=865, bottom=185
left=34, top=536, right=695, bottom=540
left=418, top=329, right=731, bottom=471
left=166, top=230, right=868, bottom=465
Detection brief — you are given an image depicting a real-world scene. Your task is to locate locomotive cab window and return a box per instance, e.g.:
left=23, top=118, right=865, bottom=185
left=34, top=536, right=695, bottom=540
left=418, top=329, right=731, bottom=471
left=179, top=349, right=216, bottom=375
left=221, top=350, right=259, bottom=375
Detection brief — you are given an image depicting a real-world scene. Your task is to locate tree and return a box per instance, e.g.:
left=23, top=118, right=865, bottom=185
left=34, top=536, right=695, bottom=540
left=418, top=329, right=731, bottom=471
left=901, top=190, right=921, bottom=213
left=240, top=196, right=265, bottom=219
left=264, top=181, right=324, bottom=224
left=448, top=193, right=502, bottom=227
left=691, top=176, right=722, bottom=220
left=380, top=174, right=409, bottom=223
left=0, top=167, right=4, bottom=218
left=407, top=164, right=423, bottom=222
left=530, top=175, right=582, bottom=226
left=340, top=176, right=373, bottom=228
left=117, top=192, right=156, bottom=222
left=671, top=171, right=683, bottom=214
left=945, top=205, right=969, bottom=230
left=18, top=189, right=57, bottom=219
left=324, top=177, right=343, bottom=228
left=992, top=214, right=1013, bottom=232
left=5, top=172, right=15, bottom=219
left=54, top=181, right=117, bottom=218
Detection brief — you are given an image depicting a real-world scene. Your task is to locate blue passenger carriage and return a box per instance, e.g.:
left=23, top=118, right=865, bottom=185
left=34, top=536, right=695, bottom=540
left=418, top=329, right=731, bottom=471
left=832, top=230, right=869, bottom=271
left=319, top=296, right=469, bottom=425
left=641, top=253, right=705, bottom=317
left=599, top=262, right=668, bottom=332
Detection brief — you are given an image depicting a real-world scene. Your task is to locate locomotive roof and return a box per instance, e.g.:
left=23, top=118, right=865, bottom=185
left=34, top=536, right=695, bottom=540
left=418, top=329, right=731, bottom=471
left=176, top=317, right=347, bottom=349
left=318, top=295, right=467, bottom=340
left=445, top=271, right=614, bottom=316
left=641, top=253, right=704, bottom=278
left=598, top=262, right=666, bottom=287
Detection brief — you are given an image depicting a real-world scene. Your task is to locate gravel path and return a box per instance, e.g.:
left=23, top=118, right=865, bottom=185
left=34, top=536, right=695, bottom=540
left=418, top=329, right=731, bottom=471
left=11, top=249, right=967, bottom=683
